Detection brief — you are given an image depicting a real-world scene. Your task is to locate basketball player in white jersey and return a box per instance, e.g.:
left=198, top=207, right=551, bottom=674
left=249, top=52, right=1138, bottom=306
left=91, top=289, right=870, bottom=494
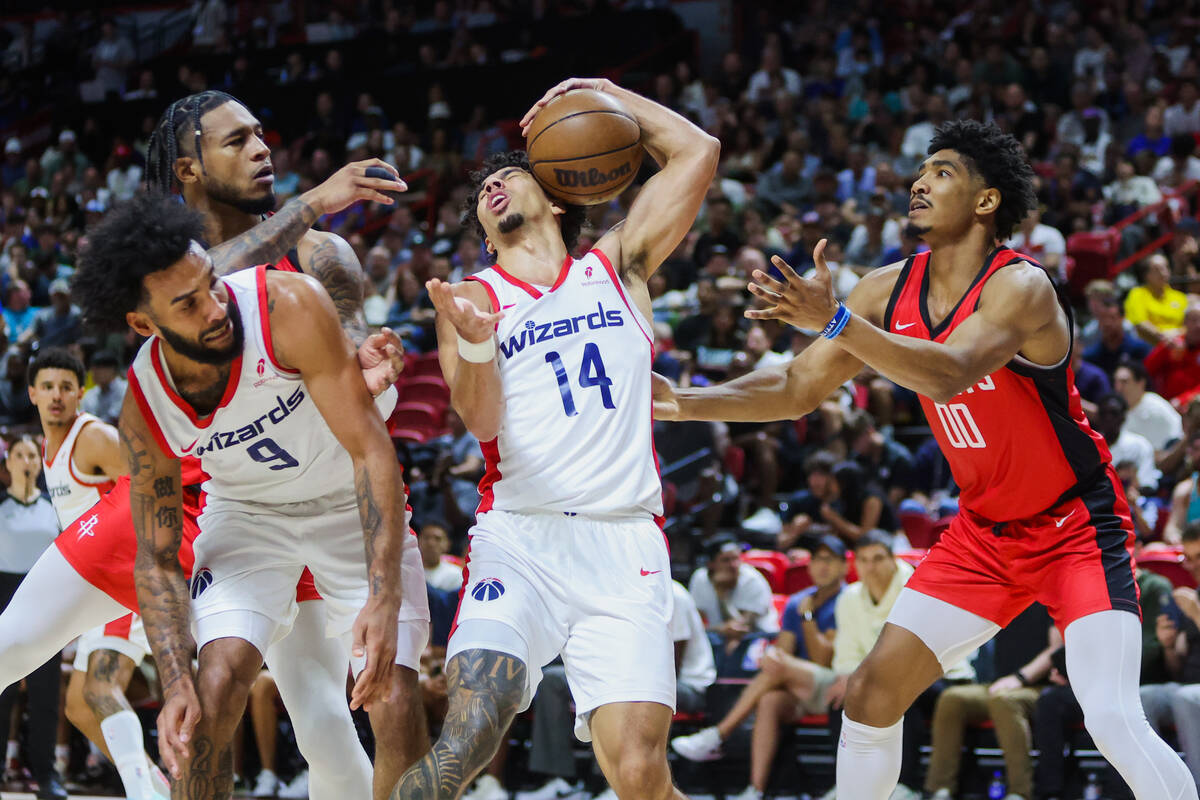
left=73, top=191, right=428, bottom=800
left=27, top=347, right=166, bottom=800
left=390, top=77, right=718, bottom=800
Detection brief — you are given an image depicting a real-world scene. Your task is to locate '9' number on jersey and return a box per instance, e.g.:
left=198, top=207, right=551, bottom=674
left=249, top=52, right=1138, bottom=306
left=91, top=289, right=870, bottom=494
left=246, top=437, right=300, bottom=470
left=934, top=402, right=986, bottom=449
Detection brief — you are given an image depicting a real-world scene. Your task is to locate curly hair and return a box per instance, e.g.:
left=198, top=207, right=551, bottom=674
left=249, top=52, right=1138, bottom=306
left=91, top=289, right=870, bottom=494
left=144, top=91, right=239, bottom=195
left=928, top=120, right=1037, bottom=241
left=27, top=347, right=85, bottom=388
left=73, top=192, right=207, bottom=332
left=460, top=150, right=587, bottom=261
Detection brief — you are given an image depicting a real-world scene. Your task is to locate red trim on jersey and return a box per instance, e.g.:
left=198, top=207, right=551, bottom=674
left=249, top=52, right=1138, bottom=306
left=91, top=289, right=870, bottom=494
left=489, top=256, right=571, bottom=299
left=256, top=264, right=300, bottom=375
left=42, top=413, right=85, bottom=469
left=476, top=438, right=501, bottom=514
left=103, top=614, right=133, bottom=638
left=127, top=372, right=176, bottom=457
left=149, top=337, right=242, bottom=429
left=464, top=275, right=500, bottom=313
left=67, top=457, right=115, bottom=498
left=447, top=536, right=473, bottom=642
left=592, top=248, right=653, bottom=348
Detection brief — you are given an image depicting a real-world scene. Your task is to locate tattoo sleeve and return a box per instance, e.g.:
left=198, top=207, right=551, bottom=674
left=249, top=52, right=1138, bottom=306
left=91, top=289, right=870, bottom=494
left=305, top=235, right=368, bottom=345
left=121, top=406, right=194, bottom=695
left=391, top=650, right=527, bottom=800
left=206, top=196, right=319, bottom=278
left=354, top=462, right=401, bottom=598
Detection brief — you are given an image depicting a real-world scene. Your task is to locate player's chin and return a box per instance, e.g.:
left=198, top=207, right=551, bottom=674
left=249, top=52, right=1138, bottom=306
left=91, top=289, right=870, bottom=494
left=903, top=220, right=932, bottom=239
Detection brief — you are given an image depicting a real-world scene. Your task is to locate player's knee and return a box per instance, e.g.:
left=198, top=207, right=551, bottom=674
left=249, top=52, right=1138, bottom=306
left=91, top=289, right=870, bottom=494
left=1081, top=704, right=1136, bottom=754
left=196, top=660, right=254, bottom=726
left=844, top=663, right=904, bottom=726
left=608, top=749, right=670, bottom=800
left=756, top=688, right=792, bottom=721
left=65, top=681, right=92, bottom=728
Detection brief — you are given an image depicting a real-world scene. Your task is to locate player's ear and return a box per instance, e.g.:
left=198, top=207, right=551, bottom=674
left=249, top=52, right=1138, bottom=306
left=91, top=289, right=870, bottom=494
left=977, top=187, right=1001, bottom=218
left=549, top=200, right=565, bottom=218
left=174, top=155, right=200, bottom=187
left=125, top=310, right=155, bottom=339
left=484, top=237, right=495, bottom=255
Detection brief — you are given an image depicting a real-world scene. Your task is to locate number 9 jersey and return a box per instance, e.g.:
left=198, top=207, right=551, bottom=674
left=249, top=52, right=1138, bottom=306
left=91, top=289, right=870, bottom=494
left=466, top=249, right=662, bottom=519
left=128, top=265, right=366, bottom=506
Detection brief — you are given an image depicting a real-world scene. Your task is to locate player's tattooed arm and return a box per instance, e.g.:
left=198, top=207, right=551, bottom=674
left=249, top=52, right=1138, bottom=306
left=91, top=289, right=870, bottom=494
left=304, top=232, right=369, bottom=345
left=118, top=390, right=194, bottom=695
left=207, top=196, right=319, bottom=277
left=390, top=650, right=527, bottom=800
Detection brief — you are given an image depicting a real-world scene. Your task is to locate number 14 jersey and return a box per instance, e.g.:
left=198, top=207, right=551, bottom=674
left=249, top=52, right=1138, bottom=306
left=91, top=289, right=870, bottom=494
left=884, top=248, right=1111, bottom=522
left=467, top=249, right=662, bottom=519
left=128, top=265, right=356, bottom=506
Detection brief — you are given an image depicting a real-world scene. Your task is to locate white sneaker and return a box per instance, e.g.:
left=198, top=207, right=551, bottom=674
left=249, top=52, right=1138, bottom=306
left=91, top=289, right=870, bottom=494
left=887, top=786, right=922, bottom=800
left=727, top=786, right=763, bottom=800
left=516, top=778, right=581, bottom=800
left=742, top=507, right=782, bottom=534
left=930, top=790, right=954, bottom=800
left=670, top=726, right=724, bottom=761
left=278, top=770, right=309, bottom=799
left=253, top=770, right=280, bottom=797
left=466, top=774, right=510, bottom=800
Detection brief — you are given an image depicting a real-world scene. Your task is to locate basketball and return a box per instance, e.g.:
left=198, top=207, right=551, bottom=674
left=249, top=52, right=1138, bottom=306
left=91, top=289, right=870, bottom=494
left=526, top=88, right=643, bottom=206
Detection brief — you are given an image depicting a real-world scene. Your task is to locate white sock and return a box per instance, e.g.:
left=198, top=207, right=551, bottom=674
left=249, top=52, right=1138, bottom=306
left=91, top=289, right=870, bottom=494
left=54, top=744, right=69, bottom=762
left=100, top=710, right=157, bottom=800
left=835, top=713, right=903, bottom=800
left=6, top=739, right=18, bottom=761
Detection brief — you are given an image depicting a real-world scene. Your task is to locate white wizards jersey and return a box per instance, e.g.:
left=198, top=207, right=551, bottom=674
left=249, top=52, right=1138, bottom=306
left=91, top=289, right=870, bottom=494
left=128, top=265, right=358, bottom=506
left=468, top=249, right=662, bottom=518
left=42, top=412, right=115, bottom=527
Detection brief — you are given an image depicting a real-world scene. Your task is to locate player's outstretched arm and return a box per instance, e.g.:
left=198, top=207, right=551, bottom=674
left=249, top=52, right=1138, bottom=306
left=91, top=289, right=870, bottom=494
left=430, top=279, right=505, bottom=441
left=118, top=390, right=196, bottom=778
left=267, top=271, right=407, bottom=710
left=524, top=78, right=720, bottom=280
left=207, top=158, right=403, bottom=278
left=653, top=270, right=895, bottom=423
left=747, top=241, right=1064, bottom=404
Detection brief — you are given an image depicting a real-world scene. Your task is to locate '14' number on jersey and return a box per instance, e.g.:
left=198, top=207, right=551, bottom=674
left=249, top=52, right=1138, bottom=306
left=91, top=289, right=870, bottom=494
left=545, top=343, right=616, bottom=417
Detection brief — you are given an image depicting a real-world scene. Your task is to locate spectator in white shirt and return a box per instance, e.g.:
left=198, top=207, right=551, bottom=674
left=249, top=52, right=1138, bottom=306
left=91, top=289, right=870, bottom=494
left=746, top=45, right=801, bottom=103
left=418, top=523, right=463, bottom=592
left=671, top=581, right=717, bottom=712
left=79, top=351, right=126, bottom=426
left=1165, top=80, right=1200, bottom=138
left=1105, top=156, right=1163, bottom=214
left=900, top=95, right=949, bottom=170
left=1006, top=206, right=1067, bottom=280
left=1095, top=393, right=1161, bottom=491
left=688, top=537, right=780, bottom=655
left=1114, top=359, right=1183, bottom=452
left=1153, top=135, right=1200, bottom=187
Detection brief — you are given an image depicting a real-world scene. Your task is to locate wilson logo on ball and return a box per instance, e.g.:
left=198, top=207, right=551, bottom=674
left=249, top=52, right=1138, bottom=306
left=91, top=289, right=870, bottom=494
left=190, top=567, right=214, bottom=600
left=552, top=162, right=633, bottom=188
left=470, top=577, right=506, bottom=602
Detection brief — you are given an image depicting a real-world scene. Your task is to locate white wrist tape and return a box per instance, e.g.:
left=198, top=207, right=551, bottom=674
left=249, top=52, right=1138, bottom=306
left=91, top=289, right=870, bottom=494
left=457, top=333, right=496, bottom=363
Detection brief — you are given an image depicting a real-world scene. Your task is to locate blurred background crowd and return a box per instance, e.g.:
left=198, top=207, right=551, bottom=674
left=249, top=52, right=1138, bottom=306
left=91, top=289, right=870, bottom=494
left=8, top=0, right=1200, bottom=798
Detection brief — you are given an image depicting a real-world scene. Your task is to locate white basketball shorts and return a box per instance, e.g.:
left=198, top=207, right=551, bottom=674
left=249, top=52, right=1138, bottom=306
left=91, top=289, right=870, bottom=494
left=447, top=509, right=675, bottom=741
left=189, top=491, right=429, bottom=669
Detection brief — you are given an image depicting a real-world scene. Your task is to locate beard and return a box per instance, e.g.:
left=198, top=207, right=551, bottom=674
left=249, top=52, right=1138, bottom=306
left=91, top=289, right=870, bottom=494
left=206, top=175, right=276, bottom=216
left=158, top=303, right=245, bottom=366
left=904, top=220, right=931, bottom=239
left=497, top=212, right=526, bottom=234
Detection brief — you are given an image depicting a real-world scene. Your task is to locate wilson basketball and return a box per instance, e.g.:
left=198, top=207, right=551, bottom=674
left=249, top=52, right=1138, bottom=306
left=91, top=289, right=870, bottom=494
left=526, top=89, right=643, bottom=206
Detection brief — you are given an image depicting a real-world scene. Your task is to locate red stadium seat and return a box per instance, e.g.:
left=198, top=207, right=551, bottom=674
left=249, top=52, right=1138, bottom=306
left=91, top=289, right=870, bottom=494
left=1065, top=229, right=1121, bottom=300
left=411, top=352, right=444, bottom=377
left=401, top=375, right=451, bottom=408
left=1140, top=548, right=1198, bottom=589
left=388, top=400, right=446, bottom=443
left=783, top=555, right=812, bottom=594
left=742, top=549, right=788, bottom=593
left=899, top=510, right=937, bottom=548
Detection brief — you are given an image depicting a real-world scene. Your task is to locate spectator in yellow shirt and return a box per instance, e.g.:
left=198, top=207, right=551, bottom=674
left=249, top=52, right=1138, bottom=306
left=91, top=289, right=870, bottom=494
left=1125, top=253, right=1188, bottom=344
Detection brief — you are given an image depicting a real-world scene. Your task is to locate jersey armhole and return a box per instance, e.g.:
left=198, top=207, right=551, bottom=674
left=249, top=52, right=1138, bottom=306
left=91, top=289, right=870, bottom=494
left=464, top=275, right=499, bottom=314
left=881, top=255, right=915, bottom=332
left=127, top=371, right=179, bottom=459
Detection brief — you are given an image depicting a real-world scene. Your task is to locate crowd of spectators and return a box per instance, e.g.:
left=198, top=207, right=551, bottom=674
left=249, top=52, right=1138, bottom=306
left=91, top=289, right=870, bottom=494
left=9, top=0, right=1200, bottom=798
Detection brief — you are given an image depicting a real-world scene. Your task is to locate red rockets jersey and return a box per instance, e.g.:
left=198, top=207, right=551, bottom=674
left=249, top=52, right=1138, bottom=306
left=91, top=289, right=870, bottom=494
left=883, top=248, right=1111, bottom=522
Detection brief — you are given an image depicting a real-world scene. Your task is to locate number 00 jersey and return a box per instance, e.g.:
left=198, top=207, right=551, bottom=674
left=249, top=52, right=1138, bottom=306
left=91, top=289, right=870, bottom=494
left=884, top=248, right=1111, bottom=522
left=128, top=265, right=358, bottom=506
left=467, top=249, right=662, bottom=518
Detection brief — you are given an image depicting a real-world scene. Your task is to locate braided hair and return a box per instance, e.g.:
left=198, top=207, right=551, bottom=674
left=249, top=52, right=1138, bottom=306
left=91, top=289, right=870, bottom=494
left=144, top=91, right=238, bottom=194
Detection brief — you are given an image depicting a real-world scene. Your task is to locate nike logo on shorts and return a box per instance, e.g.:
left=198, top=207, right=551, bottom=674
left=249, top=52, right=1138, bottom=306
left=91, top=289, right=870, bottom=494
left=640, top=568, right=661, bottom=576
left=1055, top=509, right=1076, bottom=527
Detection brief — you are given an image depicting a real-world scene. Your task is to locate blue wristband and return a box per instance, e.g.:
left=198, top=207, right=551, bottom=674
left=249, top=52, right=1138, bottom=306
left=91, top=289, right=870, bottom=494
left=820, top=303, right=851, bottom=339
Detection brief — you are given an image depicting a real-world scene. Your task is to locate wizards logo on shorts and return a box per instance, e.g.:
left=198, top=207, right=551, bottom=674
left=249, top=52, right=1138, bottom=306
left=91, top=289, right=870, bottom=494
left=470, top=577, right=505, bottom=602
left=190, top=567, right=213, bottom=600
